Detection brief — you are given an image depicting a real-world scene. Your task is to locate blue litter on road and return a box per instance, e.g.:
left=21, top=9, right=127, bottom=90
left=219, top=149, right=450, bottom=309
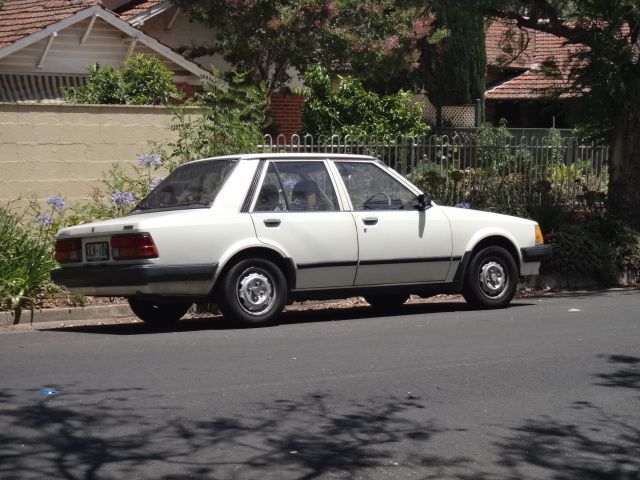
left=38, top=388, right=59, bottom=396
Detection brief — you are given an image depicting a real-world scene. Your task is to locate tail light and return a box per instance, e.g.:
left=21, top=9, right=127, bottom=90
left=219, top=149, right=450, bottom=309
left=111, top=234, right=158, bottom=260
left=55, top=239, right=82, bottom=263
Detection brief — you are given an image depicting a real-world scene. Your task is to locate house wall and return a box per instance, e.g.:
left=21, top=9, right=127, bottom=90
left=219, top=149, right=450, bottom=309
left=0, top=103, right=176, bottom=206
left=138, top=8, right=228, bottom=74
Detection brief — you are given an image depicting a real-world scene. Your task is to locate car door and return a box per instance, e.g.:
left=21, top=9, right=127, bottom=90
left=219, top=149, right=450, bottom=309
left=250, top=160, right=358, bottom=289
left=333, top=160, right=453, bottom=286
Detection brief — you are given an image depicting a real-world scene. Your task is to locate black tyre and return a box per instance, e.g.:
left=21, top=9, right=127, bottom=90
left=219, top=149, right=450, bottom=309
left=217, top=258, right=287, bottom=327
left=462, top=246, right=518, bottom=308
left=364, top=293, right=410, bottom=311
left=128, top=298, right=192, bottom=325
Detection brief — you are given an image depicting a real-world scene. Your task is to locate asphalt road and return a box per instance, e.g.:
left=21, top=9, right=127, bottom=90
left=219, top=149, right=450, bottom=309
left=0, top=289, right=638, bottom=480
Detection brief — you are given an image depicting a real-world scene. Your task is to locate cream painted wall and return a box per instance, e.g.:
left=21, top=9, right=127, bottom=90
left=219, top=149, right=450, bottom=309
left=0, top=103, right=176, bottom=206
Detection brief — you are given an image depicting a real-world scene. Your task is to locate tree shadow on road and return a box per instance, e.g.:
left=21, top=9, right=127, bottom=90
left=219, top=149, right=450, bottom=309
left=0, top=387, right=471, bottom=480
left=459, top=353, right=640, bottom=480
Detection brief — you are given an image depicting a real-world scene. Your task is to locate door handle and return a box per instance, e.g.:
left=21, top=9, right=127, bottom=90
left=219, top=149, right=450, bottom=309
left=363, top=217, right=378, bottom=225
left=263, top=218, right=281, bottom=227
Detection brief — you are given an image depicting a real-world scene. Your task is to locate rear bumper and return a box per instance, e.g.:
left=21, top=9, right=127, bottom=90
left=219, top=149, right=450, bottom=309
left=51, top=263, right=217, bottom=294
left=521, top=245, right=553, bottom=262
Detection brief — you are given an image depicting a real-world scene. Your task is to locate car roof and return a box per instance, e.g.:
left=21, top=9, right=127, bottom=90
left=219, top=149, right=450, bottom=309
left=188, top=153, right=377, bottom=163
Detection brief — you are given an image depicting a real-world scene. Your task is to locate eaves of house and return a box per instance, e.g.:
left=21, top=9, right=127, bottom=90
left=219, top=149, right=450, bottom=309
left=0, top=0, right=210, bottom=102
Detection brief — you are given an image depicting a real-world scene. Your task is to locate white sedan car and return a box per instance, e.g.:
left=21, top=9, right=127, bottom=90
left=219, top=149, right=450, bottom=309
left=52, top=153, right=552, bottom=327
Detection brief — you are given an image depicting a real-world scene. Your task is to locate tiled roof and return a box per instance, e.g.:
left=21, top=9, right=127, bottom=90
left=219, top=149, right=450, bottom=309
left=115, top=0, right=166, bottom=20
left=485, top=19, right=586, bottom=100
left=485, top=69, right=577, bottom=100
left=0, top=0, right=165, bottom=48
left=486, top=18, right=583, bottom=69
left=0, top=0, right=99, bottom=48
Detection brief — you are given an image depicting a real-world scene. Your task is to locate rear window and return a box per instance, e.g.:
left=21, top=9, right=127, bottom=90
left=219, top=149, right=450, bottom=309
left=134, top=159, right=237, bottom=212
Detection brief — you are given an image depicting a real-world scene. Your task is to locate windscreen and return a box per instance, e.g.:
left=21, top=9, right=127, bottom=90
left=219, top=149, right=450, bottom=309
left=134, top=159, right=237, bottom=212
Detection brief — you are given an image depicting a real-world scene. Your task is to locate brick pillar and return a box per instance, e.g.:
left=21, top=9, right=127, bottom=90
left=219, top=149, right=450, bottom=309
left=174, top=83, right=199, bottom=103
left=269, top=93, right=305, bottom=140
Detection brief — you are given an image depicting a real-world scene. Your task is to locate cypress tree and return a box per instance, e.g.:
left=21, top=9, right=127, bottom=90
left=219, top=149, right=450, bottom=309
left=419, top=2, right=486, bottom=124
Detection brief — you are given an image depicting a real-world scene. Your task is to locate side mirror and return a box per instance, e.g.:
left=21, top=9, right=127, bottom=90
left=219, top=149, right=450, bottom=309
left=414, top=193, right=432, bottom=211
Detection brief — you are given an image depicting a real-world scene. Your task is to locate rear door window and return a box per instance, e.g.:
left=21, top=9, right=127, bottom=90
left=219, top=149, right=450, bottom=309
left=253, top=161, right=339, bottom=212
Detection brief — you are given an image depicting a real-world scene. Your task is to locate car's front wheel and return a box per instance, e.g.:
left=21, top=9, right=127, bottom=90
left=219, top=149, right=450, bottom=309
left=364, top=293, right=410, bottom=311
left=462, top=246, right=518, bottom=308
left=128, top=298, right=192, bottom=325
left=217, top=258, right=287, bottom=327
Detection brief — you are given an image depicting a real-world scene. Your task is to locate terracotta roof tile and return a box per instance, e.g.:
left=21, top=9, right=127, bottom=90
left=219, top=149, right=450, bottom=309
left=485, top=68, right=578, bottom=100
left=0, top=0, right=100, bottom=47
left=486, top=18, right=583, bottom=69
left=115, top=0, right=166, bottom=20
left=485, top=19, right=587, bottom=100
left=0, top=0, right=165, bottom=48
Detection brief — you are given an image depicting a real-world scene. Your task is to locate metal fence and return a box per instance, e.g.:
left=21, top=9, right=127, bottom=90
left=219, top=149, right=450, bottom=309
left=260, top=132, right=610, bottom=210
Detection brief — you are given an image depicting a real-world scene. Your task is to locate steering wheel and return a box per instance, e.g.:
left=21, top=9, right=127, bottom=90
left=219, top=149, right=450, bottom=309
left=363, top=192, right=392, bottom=208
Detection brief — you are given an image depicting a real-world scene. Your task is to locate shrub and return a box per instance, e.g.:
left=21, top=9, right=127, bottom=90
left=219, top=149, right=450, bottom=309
left=153, top=70, right=270, bottom=170
left=69, top=153, right=165, bottom=223
left=300, top=65, right=428, bottom=137
left=63, top=54, right=180, bottom=105
left=0, top=201, right=61, bottom=311
left=544, top=213, right=640, bottom=285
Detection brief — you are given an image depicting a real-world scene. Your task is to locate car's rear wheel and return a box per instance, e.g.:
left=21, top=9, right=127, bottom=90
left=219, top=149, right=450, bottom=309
left=462, top=246, right=518, bottom=308
left=128, top=298, right=192, bottom=325
left=364, top=293, right=410, bottom=311
left=217, top=258, right=287, bottom=327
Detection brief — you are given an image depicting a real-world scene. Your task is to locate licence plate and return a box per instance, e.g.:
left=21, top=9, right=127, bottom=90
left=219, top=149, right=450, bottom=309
left=85, top=241, right=109, bottom=261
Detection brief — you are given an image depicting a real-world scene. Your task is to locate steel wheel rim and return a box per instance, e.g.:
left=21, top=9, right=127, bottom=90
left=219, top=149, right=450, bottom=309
left=236, top=268, right=276, bottom=316
left=478, top=259, right=508, bottom=299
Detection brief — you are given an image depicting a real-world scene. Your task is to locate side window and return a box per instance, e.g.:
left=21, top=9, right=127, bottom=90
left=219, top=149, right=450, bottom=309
left=254, top=164, right=287, bottom=212
left=253, top=161, right=339, bottom=212
left=336, top=162, right=418, bottom=211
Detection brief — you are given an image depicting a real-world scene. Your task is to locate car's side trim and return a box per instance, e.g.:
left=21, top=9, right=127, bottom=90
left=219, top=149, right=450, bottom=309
left=521, top=245, right=553, bottom=262
left=241, top=159, right=265, bottom=212
left=359, top=256, right=454, bottom=266
left=296, top=257, right=459, bottom=269
left=297, top=261, right=358, bottom=269
left=51, top=263, right=218, bottom=288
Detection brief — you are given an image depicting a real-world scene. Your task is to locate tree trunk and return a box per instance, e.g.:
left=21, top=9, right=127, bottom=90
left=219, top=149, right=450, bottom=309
left=608, top=80, right=640, bottom=231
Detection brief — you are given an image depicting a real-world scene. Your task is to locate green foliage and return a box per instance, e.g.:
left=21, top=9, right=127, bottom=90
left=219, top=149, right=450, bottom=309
left=63, top=54, right=180, bottom=105
left=544, top=213, right=640, bottom=285
left=300, top=65, right=429, bottom=137
left=419, top=1, right=486, bottom=109
left=0, top=203, right=59, bottom=311
left=63, top=64, right=125, bottom=104
left=121, top=54, right=179, bottom=105
left=407, top=124, right=603, bottom=230
left=154, top=70, right=270, bottom=168
left=173, top=0, right=431, bottom=90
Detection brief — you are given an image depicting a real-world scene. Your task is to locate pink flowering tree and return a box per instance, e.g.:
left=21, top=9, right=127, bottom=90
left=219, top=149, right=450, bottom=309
left=172, top=0, right=435, bottom=90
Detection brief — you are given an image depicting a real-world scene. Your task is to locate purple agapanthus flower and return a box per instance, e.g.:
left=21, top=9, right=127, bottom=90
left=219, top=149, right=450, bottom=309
left=110, top=190, right=136, bottom=206
left=455, top=202, right=471, bottom=209
left=137, top=153, right=161, bottom=167
left=46, top=196, right=64, bottom=210
left=35, top=214, right=53, bottom=226
left=149, top=177, right=164, bottom=191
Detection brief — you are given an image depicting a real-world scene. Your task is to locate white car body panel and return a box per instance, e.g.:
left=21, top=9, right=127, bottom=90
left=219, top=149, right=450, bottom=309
left=350, top=207, right=453, bottom=285
left=251, top=211, right=358, bottom=289
left=52, top=153, right=550, bottom=303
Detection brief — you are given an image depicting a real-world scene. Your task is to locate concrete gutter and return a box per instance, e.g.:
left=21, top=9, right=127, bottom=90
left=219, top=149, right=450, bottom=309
left=0, top=304, right=133, bottom=327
